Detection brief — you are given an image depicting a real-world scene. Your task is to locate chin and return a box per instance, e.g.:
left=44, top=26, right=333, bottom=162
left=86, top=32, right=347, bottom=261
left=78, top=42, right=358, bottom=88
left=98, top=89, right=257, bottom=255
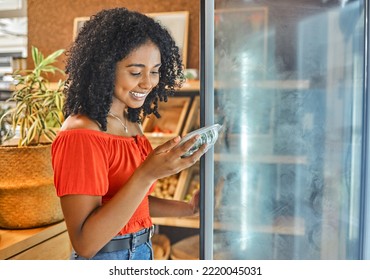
left=128, top=101, right=145, bottom=109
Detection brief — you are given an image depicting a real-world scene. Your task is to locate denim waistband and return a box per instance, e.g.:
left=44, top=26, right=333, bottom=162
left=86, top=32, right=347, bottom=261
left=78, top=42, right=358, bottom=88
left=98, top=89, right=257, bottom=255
left=98, top=226, right=154, bottom=254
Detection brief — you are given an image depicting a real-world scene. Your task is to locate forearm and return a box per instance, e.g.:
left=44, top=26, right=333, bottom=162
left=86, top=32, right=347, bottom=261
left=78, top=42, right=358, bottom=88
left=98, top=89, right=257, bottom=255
left=64, top=168, right=155, bottom=258
left=148, top=195, right=196, bottom=217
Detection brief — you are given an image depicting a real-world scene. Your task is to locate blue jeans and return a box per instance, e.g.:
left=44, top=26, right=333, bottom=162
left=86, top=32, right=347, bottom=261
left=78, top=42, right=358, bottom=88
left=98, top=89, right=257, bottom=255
left=71, top=228, right=153, bottom=260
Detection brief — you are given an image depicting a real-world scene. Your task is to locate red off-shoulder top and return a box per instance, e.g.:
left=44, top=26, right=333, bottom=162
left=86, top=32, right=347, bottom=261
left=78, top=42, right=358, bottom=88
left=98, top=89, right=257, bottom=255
left=51, top=129, right=155, bottom=235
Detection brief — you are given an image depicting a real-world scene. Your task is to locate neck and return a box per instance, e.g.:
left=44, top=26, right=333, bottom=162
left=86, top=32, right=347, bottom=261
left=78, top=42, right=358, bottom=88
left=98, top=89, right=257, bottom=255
left=108, top=111, right=128, bottom=133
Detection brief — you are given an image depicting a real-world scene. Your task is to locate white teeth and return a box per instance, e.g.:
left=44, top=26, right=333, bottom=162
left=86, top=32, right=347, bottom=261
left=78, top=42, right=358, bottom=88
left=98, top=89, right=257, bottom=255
left=130, top=91, right=147, bottom=98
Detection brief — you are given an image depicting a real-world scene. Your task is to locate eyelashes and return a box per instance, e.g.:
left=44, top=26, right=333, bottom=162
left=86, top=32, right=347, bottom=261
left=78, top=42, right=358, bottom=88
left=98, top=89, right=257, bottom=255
left=130, top=71, right=160, bottom=77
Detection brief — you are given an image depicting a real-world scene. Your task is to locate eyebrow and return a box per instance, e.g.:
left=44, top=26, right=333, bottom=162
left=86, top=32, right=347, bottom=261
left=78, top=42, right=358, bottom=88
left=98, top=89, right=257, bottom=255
left=126, top=63, right=162, bottom=68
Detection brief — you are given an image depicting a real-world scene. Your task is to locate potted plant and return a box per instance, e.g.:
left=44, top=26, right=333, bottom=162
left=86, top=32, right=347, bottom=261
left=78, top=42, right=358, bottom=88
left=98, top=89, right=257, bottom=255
left=0, top=104, right=12, bottom=145
left=0, top=46, right=65, bottom=229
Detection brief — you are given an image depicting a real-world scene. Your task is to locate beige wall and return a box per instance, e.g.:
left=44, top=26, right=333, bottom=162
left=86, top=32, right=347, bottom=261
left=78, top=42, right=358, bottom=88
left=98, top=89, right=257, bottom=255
left=27, top=0, right=200, bottom=81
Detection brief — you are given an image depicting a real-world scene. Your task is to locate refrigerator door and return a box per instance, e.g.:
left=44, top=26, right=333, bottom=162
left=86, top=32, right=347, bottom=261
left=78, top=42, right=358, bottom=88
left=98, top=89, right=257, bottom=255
left=201, top=0, right=367, bottom=259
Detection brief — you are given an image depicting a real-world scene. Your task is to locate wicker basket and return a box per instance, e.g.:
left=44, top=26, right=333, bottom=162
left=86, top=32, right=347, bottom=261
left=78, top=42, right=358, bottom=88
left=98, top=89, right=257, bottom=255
left=152, top=234, right=171, bottom=260
left=0, top=144, right=63, bottom=229
left=170, top=234, right=199, bottom=260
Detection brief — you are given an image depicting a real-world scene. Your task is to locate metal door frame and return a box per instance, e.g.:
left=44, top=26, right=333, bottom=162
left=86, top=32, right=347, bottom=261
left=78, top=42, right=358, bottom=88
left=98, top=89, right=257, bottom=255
left=200, top=0, right=370, bottom=260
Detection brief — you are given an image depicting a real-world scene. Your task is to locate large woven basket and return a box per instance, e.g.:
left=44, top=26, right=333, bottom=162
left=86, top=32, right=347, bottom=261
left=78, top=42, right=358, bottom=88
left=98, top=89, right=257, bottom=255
left=0, top=144, right=63, bottom=229
left=152, top=234, right=171, bottom=260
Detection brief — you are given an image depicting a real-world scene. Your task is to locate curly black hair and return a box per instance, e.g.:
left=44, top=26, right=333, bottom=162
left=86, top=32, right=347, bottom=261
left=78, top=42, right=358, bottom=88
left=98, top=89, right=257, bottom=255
left=64, top=7, right=185, bottom=131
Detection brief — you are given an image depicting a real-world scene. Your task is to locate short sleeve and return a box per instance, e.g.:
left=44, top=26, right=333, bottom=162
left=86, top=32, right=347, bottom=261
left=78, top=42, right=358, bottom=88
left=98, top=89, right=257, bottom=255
left=51, top=130, right=109, bottom=197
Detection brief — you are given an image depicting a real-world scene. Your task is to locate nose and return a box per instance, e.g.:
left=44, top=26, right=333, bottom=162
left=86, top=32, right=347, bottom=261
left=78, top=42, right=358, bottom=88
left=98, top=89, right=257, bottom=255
left=139, top=74, right=154, bottom=90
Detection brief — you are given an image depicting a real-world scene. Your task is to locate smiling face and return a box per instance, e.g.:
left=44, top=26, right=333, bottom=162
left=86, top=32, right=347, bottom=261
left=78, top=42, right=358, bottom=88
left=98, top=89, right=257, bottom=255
left=112, top=41, right=161, bottom=111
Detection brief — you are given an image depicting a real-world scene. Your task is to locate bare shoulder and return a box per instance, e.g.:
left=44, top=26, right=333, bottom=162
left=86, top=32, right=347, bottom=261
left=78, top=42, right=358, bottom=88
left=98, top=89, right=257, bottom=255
left=61, top=114, right=101, bottom=131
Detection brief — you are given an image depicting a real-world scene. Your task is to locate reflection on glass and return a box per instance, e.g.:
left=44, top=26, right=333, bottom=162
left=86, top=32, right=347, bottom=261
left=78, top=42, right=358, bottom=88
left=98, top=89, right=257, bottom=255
left=212, top=0, right=364, bottom=259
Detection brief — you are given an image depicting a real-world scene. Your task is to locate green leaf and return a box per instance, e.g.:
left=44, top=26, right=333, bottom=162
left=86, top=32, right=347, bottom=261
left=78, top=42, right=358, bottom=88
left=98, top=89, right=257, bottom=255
left=43, top=128, right=57, bottom=142
left=4, top=45, right=65, bottom=146
left=45, top=49, right=65, bottom=63
left=26, top=119, right=39, bottom=144
left=55, top=92, right=62, bottom=110
left=31, top=46, right=39, bottom=68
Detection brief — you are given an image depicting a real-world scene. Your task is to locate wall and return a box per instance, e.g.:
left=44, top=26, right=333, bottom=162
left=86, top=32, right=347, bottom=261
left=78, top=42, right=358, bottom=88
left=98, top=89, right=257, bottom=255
left=0, top=0, right=27, bottom=18
left=27, top=0, right=200, bottom=81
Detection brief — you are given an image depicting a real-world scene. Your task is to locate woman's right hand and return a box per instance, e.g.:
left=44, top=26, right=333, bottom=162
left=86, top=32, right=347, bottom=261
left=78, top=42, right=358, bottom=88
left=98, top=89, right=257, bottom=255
left=139, top=135, right=207, bottom=182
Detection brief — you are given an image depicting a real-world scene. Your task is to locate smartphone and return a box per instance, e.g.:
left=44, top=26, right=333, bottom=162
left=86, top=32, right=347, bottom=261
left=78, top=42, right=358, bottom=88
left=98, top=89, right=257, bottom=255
left=177, top=124, right=223, bottom=158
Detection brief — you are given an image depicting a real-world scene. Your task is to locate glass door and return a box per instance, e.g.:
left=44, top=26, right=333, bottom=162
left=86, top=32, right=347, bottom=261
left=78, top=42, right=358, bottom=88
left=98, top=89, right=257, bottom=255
left=200, top=0, right=368, bottom=259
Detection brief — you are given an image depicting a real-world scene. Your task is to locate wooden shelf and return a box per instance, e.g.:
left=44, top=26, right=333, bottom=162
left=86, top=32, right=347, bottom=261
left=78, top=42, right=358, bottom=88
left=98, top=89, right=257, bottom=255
left=143, top=96, right=191, bottom=148
left=182, top=96, right=200, bottom=136
left=178, top=80, right=200, bottom=92
left=0, top=221, right=71, bottom=260
left=153, top=216, right=200, bottom=228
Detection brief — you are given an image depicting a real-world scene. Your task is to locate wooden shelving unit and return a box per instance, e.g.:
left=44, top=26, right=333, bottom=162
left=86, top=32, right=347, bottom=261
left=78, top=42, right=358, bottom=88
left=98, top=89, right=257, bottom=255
left=0, top=221, right=71, bottom=260
left=143, top=96, right=191, bottom=148
left=152, top=216, right=199, bottom=228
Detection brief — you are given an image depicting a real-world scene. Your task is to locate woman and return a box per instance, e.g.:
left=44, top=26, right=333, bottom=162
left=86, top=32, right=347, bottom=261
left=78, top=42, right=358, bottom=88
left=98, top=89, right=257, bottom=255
left=51, top=8, right=206, bottom=260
